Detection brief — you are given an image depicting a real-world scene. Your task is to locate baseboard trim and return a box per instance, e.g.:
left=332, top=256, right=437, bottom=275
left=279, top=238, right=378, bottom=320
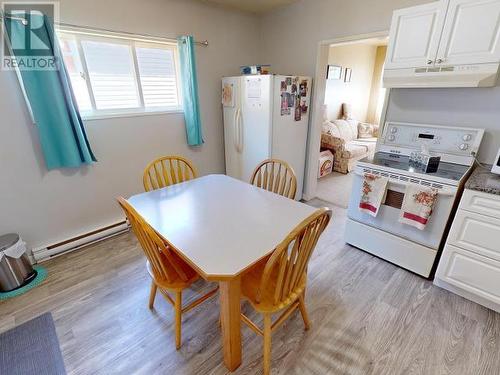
left=32, top=221, right=129, bottom=263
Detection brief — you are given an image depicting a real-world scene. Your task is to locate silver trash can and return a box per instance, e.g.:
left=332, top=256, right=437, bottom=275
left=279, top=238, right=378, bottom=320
left=0, top=233, right=36, bottom=292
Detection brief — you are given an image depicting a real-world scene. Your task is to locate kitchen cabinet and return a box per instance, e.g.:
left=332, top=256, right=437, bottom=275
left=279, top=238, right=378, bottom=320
left=435, top=188, right=500, bottom=313
left=437, top=244, right=500, bottom=307
left=438, top=0, right=500, bottom=65
left=385, top=0, right=500, bottom=69
left=385, top=2, right=447, bottom=69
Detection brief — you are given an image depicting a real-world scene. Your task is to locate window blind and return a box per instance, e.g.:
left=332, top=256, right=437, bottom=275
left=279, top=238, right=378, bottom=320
left=81, top=40, right=140, bottom=110
left=136, top=46, right=180, bottom=108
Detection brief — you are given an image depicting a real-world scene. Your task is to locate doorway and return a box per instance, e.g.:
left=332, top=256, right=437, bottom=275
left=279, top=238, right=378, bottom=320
left=304, top=32, right=390, bottom=207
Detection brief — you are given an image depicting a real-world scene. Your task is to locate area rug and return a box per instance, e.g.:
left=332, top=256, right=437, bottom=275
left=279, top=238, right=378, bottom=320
left=0, top=312, right=66, bottom=375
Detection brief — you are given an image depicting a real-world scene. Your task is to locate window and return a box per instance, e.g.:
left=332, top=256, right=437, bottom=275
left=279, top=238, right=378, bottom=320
left=57, top=28, right=182, bottom=119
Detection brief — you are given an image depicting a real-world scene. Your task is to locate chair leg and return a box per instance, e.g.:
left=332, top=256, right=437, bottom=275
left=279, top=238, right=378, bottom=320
left=175, top=291, right=182, bottom=350
left=298, top=293, right=311, bottom=330
left=149, top=282, right=157, bottom=309
left=263, top=314, right=272, bottom=375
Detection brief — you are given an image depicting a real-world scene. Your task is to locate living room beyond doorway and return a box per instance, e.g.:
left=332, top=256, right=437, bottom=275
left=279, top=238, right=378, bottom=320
left=317, top=37, right=388, bottom=207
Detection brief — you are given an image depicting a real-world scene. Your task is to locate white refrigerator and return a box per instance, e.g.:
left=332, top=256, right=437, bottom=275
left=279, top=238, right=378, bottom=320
left=222, top=74, right=312, bottom=200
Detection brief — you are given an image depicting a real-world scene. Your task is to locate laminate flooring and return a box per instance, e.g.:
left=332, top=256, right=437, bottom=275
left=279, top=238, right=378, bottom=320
left=1, top=203, right=499, bottom=374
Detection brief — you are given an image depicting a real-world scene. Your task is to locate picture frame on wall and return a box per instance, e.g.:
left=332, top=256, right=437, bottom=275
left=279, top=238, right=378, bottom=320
left=344, top=68, right=352, bottom=82
left=327, top=65, right=342, bottom=80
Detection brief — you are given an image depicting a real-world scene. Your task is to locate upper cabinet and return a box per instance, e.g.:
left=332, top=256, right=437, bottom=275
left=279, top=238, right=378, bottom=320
left=385, top=0, right=500, bottom=69
left=385, top=2, right=447, bottom=69
left=437, top=0, right=500, bottom=65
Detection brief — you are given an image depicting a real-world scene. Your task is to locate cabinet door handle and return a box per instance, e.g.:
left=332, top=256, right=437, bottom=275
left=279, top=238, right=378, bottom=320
left=426, top=60, right=433, bottom=65
left=436, top=58, right=444, bottom=64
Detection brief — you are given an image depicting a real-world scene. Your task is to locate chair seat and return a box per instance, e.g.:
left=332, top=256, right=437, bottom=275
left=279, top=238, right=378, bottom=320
left=147, top=259, right=199, bottom=290
left=241, top=259, right=307, bottom=313
left=238, top=208, right=331, bottom=375
left=117, top=196, right=216, bottom=351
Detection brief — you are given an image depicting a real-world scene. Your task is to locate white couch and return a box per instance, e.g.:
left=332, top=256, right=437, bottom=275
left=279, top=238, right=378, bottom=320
left=321, top=119, right=378, bottom=174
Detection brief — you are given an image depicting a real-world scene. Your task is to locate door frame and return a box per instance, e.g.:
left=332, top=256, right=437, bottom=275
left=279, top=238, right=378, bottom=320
left=303, top=30, right=391, bottom=201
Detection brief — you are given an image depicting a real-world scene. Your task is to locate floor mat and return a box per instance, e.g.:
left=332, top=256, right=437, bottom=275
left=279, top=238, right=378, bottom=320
left=0, top=312, right=66, bottom=375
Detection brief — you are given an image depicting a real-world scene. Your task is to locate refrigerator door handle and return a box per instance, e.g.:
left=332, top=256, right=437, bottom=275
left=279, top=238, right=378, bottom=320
left=237, top=108, right=243, bottom=152
left=234, top=108, right=240, bottom=152
left=234, top=108, right=243, bottom=153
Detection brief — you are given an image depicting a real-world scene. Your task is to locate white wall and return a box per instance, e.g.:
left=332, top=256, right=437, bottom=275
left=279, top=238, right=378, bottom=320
left=385, top=87, right=500, bottom=162
left=3, top=0, right=500, bottom=250
left=0, top=0, right=260, bottom=248
left=260, top=0, right=499, bottom=163
left=259, top=0, right=425, bottom=75
left=324, top=43, right=378, bottom=122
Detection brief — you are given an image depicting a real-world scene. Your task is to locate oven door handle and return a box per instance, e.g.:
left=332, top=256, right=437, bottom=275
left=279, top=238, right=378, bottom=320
left=354, top=170, right=456, bottom=196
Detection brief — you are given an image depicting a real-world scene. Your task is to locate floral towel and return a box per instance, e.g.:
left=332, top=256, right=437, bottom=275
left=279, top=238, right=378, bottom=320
left=359, top=173, right=388, bottom=217
left=399, top=184, right=438, bottom=230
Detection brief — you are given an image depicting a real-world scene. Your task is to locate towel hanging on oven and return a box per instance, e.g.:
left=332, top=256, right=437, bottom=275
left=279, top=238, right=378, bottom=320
left=359, top=173, right=388, bottom=217
left=398, top=184, right=438, bottom=230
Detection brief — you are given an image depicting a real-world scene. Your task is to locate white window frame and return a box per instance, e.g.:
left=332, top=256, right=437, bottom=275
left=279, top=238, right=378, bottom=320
left=56, top=26, right=183, bottom=120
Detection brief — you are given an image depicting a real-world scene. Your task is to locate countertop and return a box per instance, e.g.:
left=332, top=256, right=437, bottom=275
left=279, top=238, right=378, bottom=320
left=465, top=165, right=500, bottom=195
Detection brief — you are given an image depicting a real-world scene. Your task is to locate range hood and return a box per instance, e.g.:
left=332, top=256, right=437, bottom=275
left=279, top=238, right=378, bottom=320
left=383, top=63, right=499, bottom=88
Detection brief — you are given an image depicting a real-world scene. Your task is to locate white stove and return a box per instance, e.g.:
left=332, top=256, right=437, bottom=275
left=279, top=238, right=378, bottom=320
left=345, top=122, right=484, bottom=278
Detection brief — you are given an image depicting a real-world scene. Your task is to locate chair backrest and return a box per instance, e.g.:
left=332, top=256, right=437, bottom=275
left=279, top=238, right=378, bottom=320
left=250, top=159, right=297, bottom=199
left=116, top=197, right=190, bottom=283
left=257, top=208, right=332, bottom=307
left=143, top=156, right=197, bottom=192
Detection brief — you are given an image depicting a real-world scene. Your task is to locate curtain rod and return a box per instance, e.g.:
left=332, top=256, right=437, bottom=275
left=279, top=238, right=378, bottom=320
left=0, top=15, right=209, bottom=46
left=58, top=22, right=209, bottom=46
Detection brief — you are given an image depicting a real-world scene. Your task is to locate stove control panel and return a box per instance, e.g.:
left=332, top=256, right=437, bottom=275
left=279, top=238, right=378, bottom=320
left=379, top=122, right=485, bottom=164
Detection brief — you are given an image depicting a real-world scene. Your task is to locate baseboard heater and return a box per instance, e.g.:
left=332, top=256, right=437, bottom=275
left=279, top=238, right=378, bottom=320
left=32, top=221, right=130, bottom=263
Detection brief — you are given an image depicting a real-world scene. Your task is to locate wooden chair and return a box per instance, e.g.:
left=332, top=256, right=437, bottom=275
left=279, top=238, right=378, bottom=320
left=143, top=156, right=197, bottom=192
left=116, top=197, right=218, bottom=349
left=250, top=159, right=297, bottom=199
left=240, top=207, right=332, bottom=375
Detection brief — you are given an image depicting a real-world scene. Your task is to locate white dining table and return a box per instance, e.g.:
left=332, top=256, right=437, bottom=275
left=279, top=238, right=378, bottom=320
left=127, top=174, right=316, bottom=371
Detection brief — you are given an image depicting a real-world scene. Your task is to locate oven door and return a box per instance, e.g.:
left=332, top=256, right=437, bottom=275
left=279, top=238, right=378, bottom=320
left=347, top=168, right=458, bottom=250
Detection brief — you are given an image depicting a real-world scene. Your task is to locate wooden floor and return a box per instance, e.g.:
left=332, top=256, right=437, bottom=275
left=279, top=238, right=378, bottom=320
left=1, top=202, right=499, bottom=374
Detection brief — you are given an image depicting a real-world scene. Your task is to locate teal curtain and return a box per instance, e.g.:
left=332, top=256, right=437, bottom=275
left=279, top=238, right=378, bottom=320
left=177, top=36, right=203, bottom=146
left=4, top=14, right=96, bottom=169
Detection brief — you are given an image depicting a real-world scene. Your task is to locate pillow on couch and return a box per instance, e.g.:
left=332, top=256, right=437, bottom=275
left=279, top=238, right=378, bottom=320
left=322, top=120, right=341, bottom=138
left=334, top=119, right=357, bottom=142
left=358, top=122, right=379, bottom=138
left=346, top=119, right=360, bottom=140
left=341, top=103, right=353, bottom=120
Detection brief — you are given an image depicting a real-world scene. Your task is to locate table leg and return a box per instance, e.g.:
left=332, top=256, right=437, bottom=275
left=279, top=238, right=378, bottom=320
left=219, top=278, right=242, bottom=371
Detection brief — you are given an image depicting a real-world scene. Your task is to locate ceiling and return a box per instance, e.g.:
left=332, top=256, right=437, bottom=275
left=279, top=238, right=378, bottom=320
left=200, top=0, right=299, bottom=14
